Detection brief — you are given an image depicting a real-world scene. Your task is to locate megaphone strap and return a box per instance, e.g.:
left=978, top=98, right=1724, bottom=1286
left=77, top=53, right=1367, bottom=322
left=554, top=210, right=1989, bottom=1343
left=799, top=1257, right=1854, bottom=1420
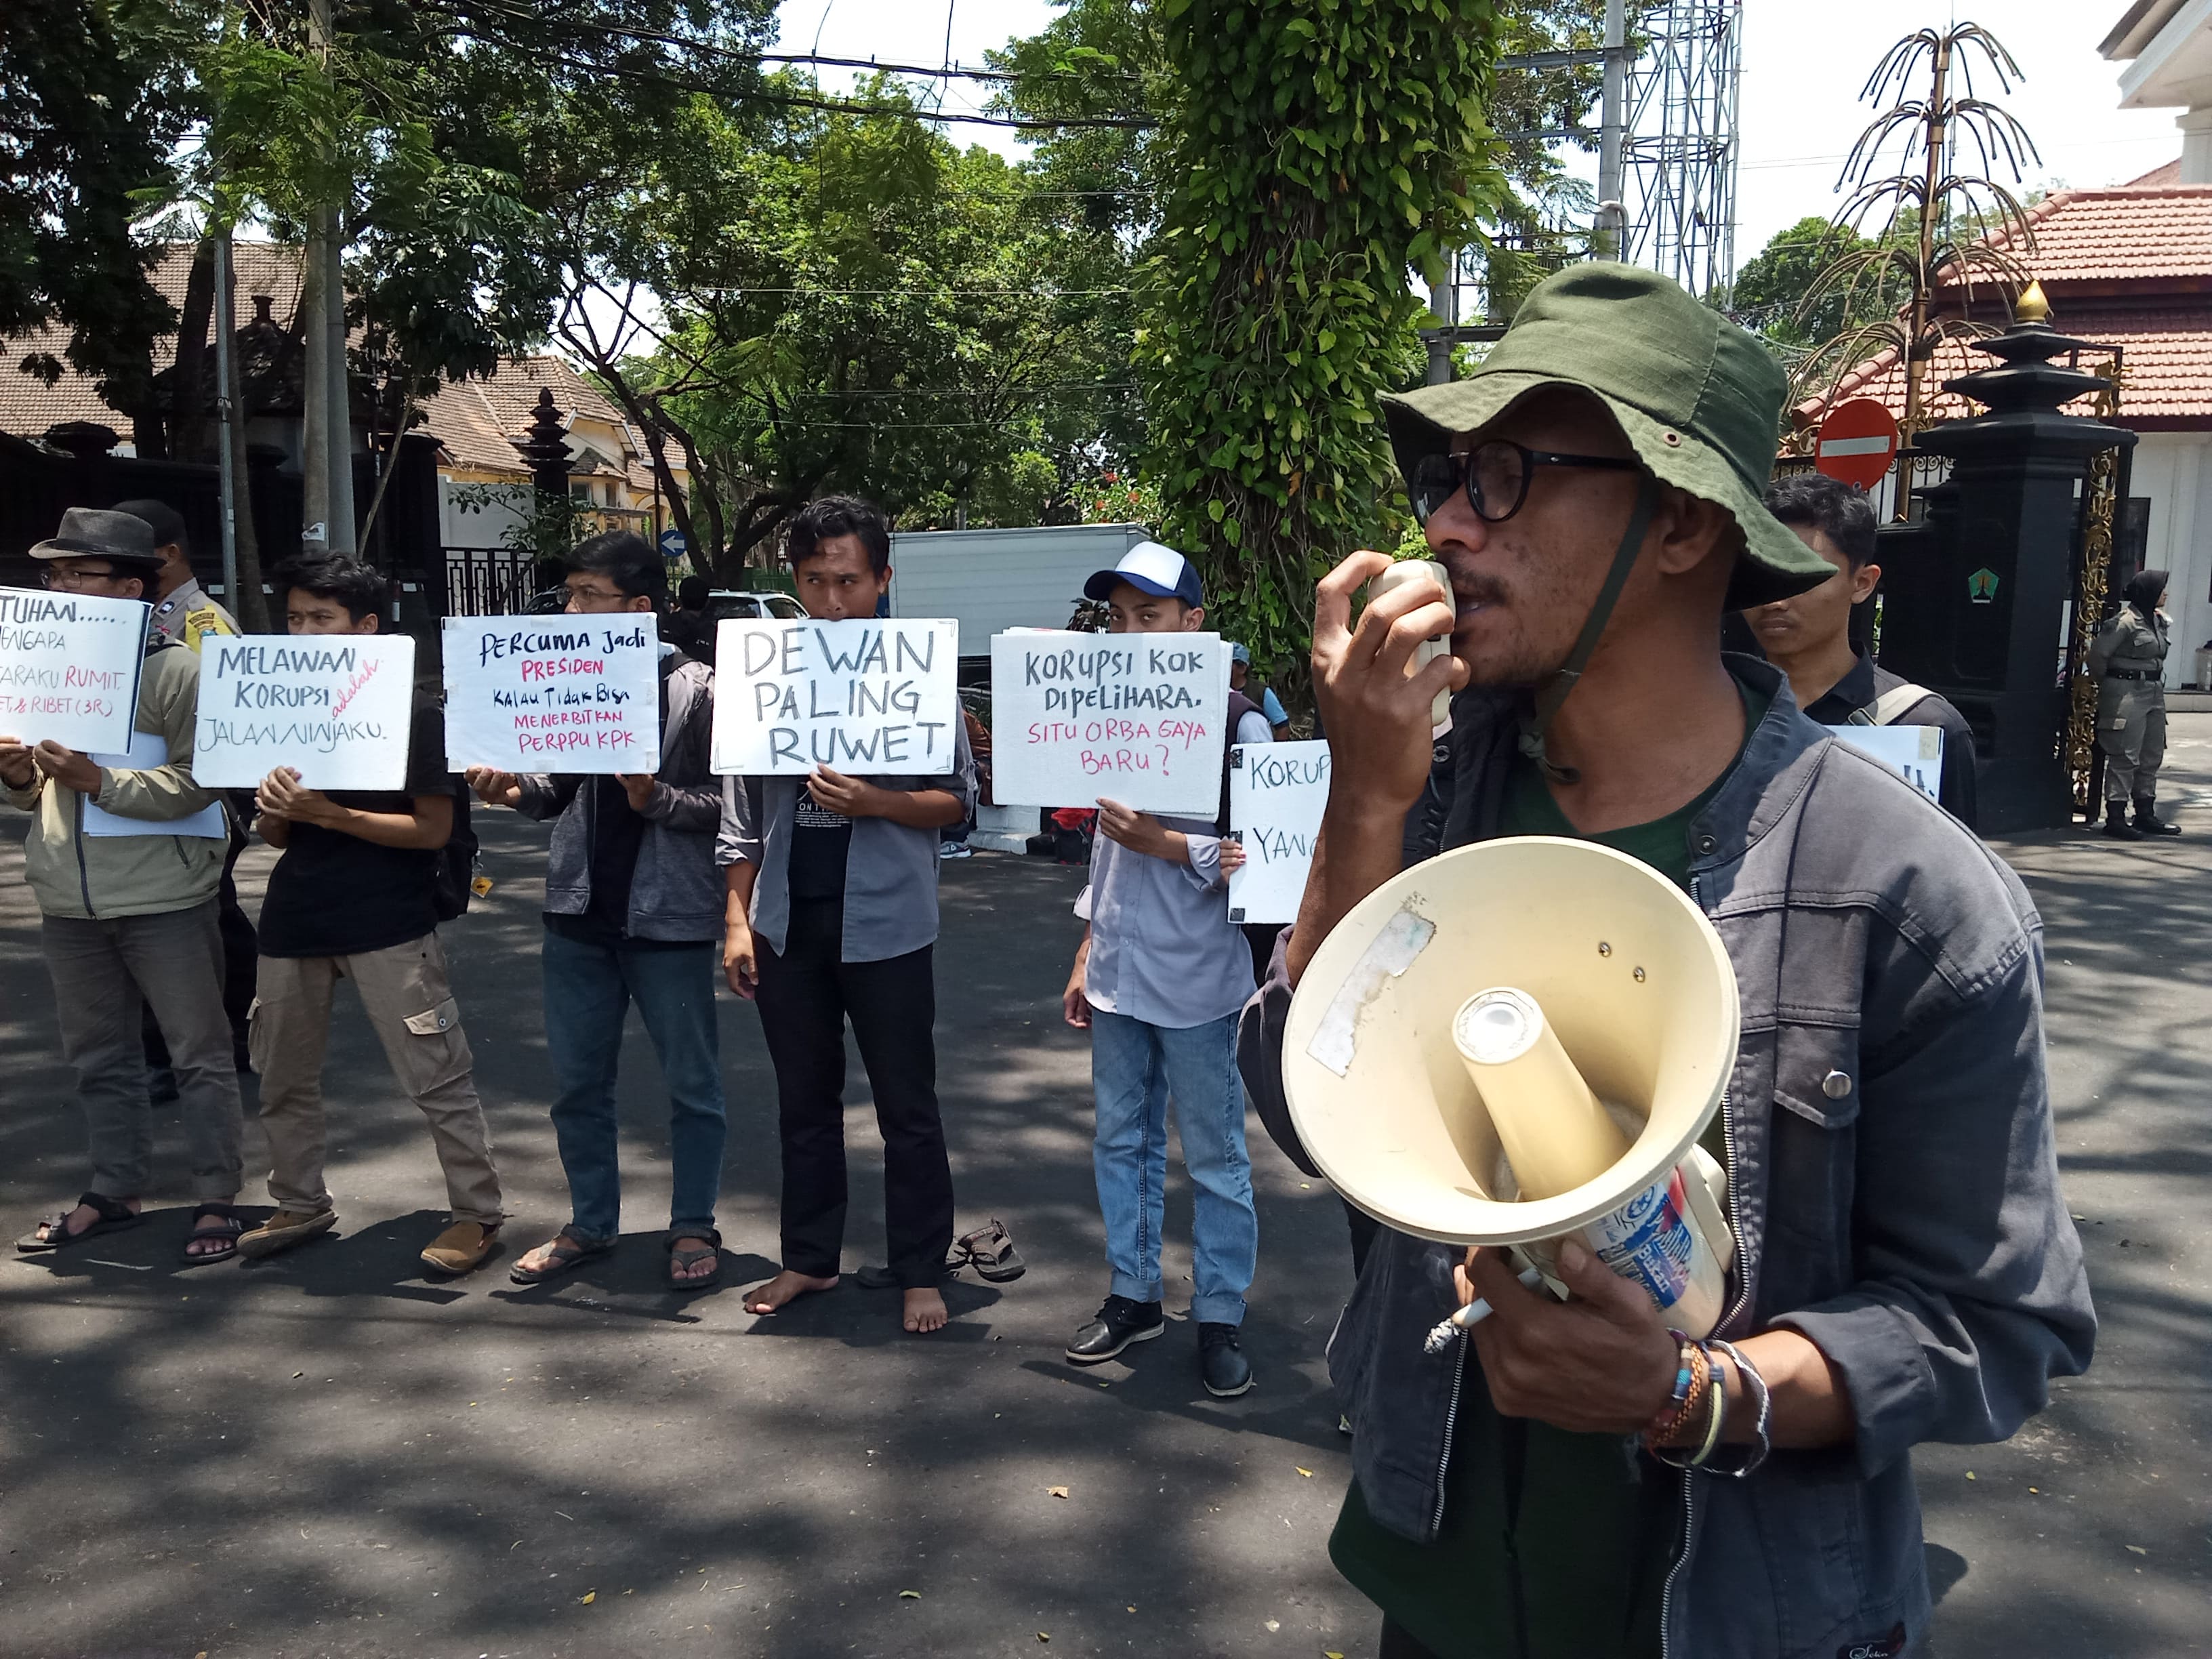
left=1517, top=474, right=1663, bottom=785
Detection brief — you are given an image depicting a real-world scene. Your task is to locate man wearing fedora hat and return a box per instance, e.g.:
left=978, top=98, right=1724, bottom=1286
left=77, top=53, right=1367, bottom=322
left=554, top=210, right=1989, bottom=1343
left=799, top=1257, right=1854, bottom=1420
left=6, top=508, right=248, bottom=1264
left=1240, top=266, right=2093, bottom=1657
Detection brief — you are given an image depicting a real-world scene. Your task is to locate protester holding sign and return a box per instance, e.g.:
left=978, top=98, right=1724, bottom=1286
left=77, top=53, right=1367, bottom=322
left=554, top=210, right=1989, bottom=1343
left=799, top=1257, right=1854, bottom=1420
left=718, top=495, right=975, bottom=1336
left=1747, top=474, right=1978, bottom=828
left=5, top=509, right=246, bottom=1263
left=466, top=533, right=729, bottom=1292
left=233, top=560, right=506, bottom=1275
left=1058, top=543, right=1259, bottom=1399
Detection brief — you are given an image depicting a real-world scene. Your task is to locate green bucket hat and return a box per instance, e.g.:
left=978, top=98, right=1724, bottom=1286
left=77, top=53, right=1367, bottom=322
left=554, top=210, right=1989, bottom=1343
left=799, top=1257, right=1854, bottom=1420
left=1380, top=262, right=1833, bottom=613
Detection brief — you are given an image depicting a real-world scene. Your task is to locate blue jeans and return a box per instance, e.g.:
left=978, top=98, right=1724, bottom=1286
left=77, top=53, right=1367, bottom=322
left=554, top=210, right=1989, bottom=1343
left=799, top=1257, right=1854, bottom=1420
left=1089, top=1008, right=1256, bottom=1326
left=541, top=927, right=726, bottom=1241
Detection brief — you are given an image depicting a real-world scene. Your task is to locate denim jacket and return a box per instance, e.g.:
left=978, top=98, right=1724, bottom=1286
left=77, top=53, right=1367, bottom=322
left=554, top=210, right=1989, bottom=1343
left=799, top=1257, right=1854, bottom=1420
left=512, top=654, right=723, bottom=941
left=1237, top=659, right=2095, bottom=1659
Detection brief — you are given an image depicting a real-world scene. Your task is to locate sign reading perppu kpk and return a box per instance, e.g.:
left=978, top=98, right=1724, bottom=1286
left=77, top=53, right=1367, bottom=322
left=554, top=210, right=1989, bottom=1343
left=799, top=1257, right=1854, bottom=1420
left=192, top=634, right=417, bottom=789
left=441, top=615, right=663, bottom=773
left=0, top=586, right=150, bottom=752
left=989, top=629, right=1229, bottom=817
left=711, top=617, right=960, bottom=776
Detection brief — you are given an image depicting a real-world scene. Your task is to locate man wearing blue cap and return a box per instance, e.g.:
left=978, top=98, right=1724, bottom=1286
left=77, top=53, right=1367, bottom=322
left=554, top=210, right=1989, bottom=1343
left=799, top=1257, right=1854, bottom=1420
left=1061, top=542, right=1261, bottom=1398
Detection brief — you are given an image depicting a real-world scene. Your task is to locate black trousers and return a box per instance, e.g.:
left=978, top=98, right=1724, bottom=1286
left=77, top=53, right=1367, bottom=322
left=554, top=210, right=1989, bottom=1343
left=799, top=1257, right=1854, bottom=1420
left=754, top=897, right=954, bottom=1286
left=1380, top=1619, right=1441, bottom=1659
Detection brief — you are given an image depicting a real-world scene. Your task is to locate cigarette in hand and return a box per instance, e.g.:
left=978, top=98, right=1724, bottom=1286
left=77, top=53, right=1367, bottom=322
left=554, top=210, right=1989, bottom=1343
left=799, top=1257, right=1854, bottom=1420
left=1422, top=1265, right=1547, bottom=1355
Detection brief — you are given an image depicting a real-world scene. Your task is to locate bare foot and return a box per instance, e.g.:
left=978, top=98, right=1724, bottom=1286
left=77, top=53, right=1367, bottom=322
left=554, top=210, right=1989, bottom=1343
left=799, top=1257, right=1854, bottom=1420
left=33, top=1196, right=143, bottom=1245
left=745, top=1268, right=838, bottom=1315
left=903, top=1286, right=948, bottom=1334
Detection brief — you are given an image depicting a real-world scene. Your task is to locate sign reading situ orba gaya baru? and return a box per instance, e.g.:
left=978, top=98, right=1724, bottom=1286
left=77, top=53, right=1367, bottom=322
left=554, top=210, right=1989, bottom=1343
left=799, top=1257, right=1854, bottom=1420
left=711, top=617, right=960, bottom=775
left=0, top=587, right=150, bottom=752
left=989, top=630, right=1229, bottom=817
left=192, top=634, right=418, bottom=789
left=441, top=616, right=663, bottom=773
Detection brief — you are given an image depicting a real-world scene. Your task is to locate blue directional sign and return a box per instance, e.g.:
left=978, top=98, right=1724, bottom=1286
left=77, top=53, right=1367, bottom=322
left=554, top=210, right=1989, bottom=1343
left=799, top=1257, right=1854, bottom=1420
left=658, top=527, right=688, bottom=560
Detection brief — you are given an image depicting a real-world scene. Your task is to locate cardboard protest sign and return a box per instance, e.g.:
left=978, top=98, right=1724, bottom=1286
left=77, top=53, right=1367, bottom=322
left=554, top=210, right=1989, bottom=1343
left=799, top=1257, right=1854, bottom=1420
left=192, top=634, right=417, bottom=789
left=1822, top=723, right=1943, bottom=805
left=988, top=630, right=1229, bottom=817
left=83, top=729, right=226, bottom=838
left=1227, top=739, right=1330, bottom=924
left=441, top=616, right=662, bottom=773
left=711, top=617, right=960, bottom=776
left=0, top=587, right=149, bottom=752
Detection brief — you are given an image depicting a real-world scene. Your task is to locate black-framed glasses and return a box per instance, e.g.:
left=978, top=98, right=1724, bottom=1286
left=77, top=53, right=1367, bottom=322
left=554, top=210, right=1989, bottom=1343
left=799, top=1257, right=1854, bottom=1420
left=1410, top=441, right=1641, bottom=527
left=41, top=566, right=125, bottom=590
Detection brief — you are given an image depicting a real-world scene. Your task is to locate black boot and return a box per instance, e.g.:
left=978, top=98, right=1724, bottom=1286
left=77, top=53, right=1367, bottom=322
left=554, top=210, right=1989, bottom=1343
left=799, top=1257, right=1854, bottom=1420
left=2133, top=797, right=2182, bottom=836
left=2103, top=802, right=2144, bottom=840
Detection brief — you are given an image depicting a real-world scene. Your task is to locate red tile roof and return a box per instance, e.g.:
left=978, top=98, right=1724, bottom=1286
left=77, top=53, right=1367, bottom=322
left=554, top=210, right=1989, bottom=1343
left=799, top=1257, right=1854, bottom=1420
left=1942, top=177, right=2212, bottom=290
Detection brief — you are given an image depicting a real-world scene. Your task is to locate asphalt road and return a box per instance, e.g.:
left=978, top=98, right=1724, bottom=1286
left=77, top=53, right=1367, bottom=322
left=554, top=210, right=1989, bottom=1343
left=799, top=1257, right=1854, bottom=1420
left=1, top=724, right=2206, bottom=1659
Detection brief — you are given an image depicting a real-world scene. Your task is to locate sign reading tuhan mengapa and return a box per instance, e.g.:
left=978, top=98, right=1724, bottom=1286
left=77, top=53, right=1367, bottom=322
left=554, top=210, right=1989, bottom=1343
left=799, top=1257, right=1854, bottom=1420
left=0, top=586, right=150, bottom=752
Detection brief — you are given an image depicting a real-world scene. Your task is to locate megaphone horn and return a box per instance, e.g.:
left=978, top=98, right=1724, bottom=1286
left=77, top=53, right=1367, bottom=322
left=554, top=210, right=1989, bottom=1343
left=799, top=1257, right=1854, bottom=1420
left=1282, top=836, right=1741, bottom=1343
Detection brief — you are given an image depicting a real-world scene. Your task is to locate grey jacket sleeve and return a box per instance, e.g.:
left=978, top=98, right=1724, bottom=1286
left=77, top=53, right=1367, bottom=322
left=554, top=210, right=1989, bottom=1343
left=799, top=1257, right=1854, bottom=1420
left=1774, top=938, right=2096, bottom=1478
left=512, top=773, right=579, bottom=822
left=640, top=663, right=722, bottom=834
left=716, top=773, right=762, bottom=867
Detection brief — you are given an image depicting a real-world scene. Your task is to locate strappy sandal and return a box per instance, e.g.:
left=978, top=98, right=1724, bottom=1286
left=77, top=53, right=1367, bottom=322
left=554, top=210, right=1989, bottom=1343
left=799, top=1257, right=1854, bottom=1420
left=16, top=1191, right=143, bottom=1253
left=954, top=1218, right=1025, bottom=1283
left=665, top=1229, right=723, bottom=1293
left=180, top=1203, right=247, bottom=1266
left=507, top=1227, right=614, bottom=1286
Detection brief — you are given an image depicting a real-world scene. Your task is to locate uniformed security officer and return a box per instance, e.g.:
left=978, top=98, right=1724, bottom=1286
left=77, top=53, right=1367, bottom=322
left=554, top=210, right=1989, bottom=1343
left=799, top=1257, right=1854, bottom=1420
left=2088, top=567, right=2182, bottom=839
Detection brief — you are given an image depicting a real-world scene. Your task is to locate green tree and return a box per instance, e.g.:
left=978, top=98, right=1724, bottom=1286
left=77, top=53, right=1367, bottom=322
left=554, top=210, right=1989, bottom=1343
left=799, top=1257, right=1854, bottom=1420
left=1725, top=216, right=1885, bottom=347
left=1136, top=0, right=1507, bottom=674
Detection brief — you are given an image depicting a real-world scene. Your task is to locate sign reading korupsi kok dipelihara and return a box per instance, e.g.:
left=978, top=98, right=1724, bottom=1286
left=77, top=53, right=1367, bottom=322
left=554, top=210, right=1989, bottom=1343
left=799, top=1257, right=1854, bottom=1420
left=0, top=586, right=149, bottom=752
left=441, top=616, right=663, bottom=774
left=710, top=617, right=960, bottom=776
left=988, top=630, right=1229, bottom=817
left=192, top=634, right=417, bottom=789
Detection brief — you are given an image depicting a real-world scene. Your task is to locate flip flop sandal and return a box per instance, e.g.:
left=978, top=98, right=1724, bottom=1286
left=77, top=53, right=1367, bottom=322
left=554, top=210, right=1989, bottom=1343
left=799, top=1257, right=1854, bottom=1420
left=954, top=1218, right=1026, bottom=1284
left=180, top=1203, right=247, bottom=1266
left=508, top=1227, right=615, bottom=1286
left=16, top=1191, right=144, bottom=1253
left=665, top=1229, right=723, bottom=1293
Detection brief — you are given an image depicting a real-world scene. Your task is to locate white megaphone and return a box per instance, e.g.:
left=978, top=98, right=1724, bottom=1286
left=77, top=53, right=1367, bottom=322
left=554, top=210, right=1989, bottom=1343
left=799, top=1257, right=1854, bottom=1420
left=1282, top=837, right=1740, bottom=1347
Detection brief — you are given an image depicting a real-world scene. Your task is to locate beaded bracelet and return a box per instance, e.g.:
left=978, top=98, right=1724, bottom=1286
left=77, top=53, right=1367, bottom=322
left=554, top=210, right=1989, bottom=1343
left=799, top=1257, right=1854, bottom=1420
left=1641, top=1339, right=1708, bottom=1448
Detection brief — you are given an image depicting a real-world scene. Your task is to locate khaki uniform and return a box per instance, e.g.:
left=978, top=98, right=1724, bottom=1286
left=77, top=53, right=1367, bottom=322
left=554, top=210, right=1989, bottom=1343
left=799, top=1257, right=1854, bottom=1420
left=148, top=576, right=239, bottom=653
left=2087, top=603, right=2169, bottom=804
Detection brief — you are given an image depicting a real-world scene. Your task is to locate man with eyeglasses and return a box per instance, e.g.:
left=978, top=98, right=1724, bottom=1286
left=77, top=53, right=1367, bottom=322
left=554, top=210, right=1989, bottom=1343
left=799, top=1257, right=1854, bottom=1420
left=1237, top=266, right=2093, bottom=1658
left=7, top=508, right=248, bottom=1263
left=466, top=531, right=730, bottom=1293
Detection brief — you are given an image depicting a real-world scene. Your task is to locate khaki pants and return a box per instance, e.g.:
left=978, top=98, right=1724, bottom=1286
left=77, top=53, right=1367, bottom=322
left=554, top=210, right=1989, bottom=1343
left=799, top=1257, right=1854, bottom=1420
left=249, top=932, right=504, bottom=1226
left=42, top=900, right=245, bottom=1202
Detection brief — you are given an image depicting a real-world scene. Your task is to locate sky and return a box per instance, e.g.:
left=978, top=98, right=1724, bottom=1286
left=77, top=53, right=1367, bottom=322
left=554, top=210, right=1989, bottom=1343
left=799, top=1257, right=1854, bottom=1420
left=773, top=0, right=2190, bottom=270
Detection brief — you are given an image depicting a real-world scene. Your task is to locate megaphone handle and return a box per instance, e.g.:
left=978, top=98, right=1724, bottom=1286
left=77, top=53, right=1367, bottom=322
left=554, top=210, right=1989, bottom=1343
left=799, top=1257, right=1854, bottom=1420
left=1422, top=1265, right=1547, bottom=1355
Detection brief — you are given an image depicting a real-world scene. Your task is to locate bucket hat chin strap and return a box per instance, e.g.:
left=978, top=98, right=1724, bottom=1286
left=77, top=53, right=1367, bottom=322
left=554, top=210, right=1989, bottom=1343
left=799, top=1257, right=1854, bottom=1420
left=1517, top=474, right=1660, bottom=787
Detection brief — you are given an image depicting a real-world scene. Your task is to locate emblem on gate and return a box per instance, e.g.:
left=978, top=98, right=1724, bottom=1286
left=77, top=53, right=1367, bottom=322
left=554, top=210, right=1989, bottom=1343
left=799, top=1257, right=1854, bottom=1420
left=1967, top=568, right=1999, bottom=603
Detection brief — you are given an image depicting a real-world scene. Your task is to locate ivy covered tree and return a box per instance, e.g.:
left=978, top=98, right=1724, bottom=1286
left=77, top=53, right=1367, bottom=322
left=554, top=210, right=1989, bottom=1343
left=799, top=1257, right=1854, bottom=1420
left=1136, top=0, right=1507, bottom=672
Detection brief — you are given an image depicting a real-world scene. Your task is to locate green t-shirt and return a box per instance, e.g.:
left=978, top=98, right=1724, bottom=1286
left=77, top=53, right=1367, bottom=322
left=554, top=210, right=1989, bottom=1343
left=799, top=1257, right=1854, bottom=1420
left=1328, top=681, right=1768, bottom=1659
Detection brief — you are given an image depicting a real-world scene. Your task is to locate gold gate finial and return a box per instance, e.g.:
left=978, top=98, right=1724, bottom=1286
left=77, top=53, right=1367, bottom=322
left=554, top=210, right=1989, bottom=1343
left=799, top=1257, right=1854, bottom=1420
left=2014, top=281, right=2051, bottom=324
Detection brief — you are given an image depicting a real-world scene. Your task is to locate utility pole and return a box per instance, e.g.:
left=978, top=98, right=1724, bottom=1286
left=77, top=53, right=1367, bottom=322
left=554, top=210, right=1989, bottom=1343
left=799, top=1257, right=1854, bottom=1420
left=1596, top=0, right=1627, bottom=258
left=301, top=0, right=350, bottom=557
left=211, top=207, right=241, bottom=605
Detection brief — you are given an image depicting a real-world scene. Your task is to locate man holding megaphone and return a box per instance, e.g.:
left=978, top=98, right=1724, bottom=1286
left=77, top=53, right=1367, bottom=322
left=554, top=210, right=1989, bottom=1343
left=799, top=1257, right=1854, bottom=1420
left=1239, top=265, right=2095, bottom=1659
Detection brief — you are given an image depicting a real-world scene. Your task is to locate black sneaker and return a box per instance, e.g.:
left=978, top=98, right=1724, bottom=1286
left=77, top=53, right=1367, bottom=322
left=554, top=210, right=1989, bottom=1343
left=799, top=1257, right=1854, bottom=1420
left=1198, top=1322, right=1254, bottom=1397
left=1065, top=1295, right=1164, bottom=1364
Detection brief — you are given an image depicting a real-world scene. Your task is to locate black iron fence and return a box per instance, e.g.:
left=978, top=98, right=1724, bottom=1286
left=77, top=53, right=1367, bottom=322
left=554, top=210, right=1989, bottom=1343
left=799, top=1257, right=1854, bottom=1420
left=443, top=545, right=548, bottom=616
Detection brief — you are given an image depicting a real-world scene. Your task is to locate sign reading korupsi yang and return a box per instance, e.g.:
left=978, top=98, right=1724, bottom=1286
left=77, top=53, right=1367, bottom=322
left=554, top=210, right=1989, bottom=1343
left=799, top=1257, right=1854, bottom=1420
left=710, top=617, right=960, bottom=776
left=441, top=616, right=663, bottom=773
left=988, top=629, right=1229, bottom=817
left=1227, top=739, right=1332, bottom=924
left=0, top=586, right=150, bottom=752
left=192, top=634, right=417, bottom=789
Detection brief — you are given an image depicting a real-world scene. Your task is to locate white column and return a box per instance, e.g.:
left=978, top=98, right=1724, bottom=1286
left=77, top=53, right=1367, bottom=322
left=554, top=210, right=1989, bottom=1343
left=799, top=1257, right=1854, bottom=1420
left=2180, top=106, right=2212, bottom=186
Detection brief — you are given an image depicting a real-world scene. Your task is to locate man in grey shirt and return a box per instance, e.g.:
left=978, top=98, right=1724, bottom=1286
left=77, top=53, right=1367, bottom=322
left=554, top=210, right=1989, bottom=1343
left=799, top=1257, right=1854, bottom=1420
left=720, top=495, right=976, bottom=1336
left=1059, top=543, right=1261, bottom=1399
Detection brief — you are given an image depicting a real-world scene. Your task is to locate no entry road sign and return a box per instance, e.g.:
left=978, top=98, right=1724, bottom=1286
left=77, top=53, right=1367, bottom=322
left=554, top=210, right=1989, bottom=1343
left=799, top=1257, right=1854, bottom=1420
left=1815, top=398, right=1901, bottom=491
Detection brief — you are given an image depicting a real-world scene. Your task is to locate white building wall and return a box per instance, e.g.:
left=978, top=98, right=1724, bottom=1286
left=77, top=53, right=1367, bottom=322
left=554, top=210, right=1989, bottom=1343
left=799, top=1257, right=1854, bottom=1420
left=2129, top=432, right=2212, bottom=687
left=440, top=477, right=532, bottom=551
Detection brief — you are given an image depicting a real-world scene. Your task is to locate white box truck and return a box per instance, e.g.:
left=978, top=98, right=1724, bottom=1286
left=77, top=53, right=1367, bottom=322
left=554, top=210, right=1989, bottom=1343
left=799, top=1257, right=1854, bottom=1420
left=886, top=522, right=1151, bottom=657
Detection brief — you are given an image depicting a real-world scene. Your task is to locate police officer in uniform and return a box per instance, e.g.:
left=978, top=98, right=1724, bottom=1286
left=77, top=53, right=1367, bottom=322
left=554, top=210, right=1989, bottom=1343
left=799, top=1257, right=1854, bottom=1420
left=2088, top=567, right=2181, bottom=839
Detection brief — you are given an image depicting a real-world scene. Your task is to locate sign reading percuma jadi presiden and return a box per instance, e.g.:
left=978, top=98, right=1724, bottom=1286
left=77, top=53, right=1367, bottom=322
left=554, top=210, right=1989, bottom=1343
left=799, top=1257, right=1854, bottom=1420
left=710, top=617, right=960, bottom=776
left=0, top=586, right=150, bottom=752
left=192, top=634, right=417, bottom=789
left=988, top=629, right=1229, bottom=817
left=441, top=615, right=663, bottom=773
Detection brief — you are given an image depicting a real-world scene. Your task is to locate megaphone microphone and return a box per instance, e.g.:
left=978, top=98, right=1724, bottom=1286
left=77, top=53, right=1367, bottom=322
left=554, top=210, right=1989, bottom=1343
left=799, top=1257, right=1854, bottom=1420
left=1368, top=559, right=1454, bottom=727
left=1282, top=838, right=1741, bottom=1355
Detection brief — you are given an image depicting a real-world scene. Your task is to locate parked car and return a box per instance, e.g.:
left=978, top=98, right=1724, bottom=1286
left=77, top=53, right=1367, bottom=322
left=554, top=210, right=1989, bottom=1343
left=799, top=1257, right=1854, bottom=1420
left=708, top=590, right=807, bottom=621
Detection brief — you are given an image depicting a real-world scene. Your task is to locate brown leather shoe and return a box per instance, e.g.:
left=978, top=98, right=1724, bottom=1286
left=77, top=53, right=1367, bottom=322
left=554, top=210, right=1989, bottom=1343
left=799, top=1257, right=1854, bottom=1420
left=236, top=1208, right=337, bottom=1259
left=420, top=1220, right=500, bottom=1275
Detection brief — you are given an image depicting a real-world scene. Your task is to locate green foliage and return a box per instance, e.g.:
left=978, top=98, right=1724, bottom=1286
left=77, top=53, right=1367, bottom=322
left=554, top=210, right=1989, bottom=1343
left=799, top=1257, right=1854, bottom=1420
left=1, top=0, right=211, bottom=411
left=1137, top=0, right=1507, bottom=673
left=1725, top=216, right=1888, bottom=347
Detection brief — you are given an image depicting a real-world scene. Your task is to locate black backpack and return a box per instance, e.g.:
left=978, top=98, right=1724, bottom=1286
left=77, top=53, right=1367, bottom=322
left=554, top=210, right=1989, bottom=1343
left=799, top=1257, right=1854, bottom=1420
left=432, top=790, right=480, bottom=922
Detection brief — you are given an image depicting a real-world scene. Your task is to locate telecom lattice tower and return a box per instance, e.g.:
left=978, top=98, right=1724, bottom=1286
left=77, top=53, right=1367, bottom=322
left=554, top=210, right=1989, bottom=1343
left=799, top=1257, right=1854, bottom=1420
left=1618, top=0, right=1743, bottom=298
